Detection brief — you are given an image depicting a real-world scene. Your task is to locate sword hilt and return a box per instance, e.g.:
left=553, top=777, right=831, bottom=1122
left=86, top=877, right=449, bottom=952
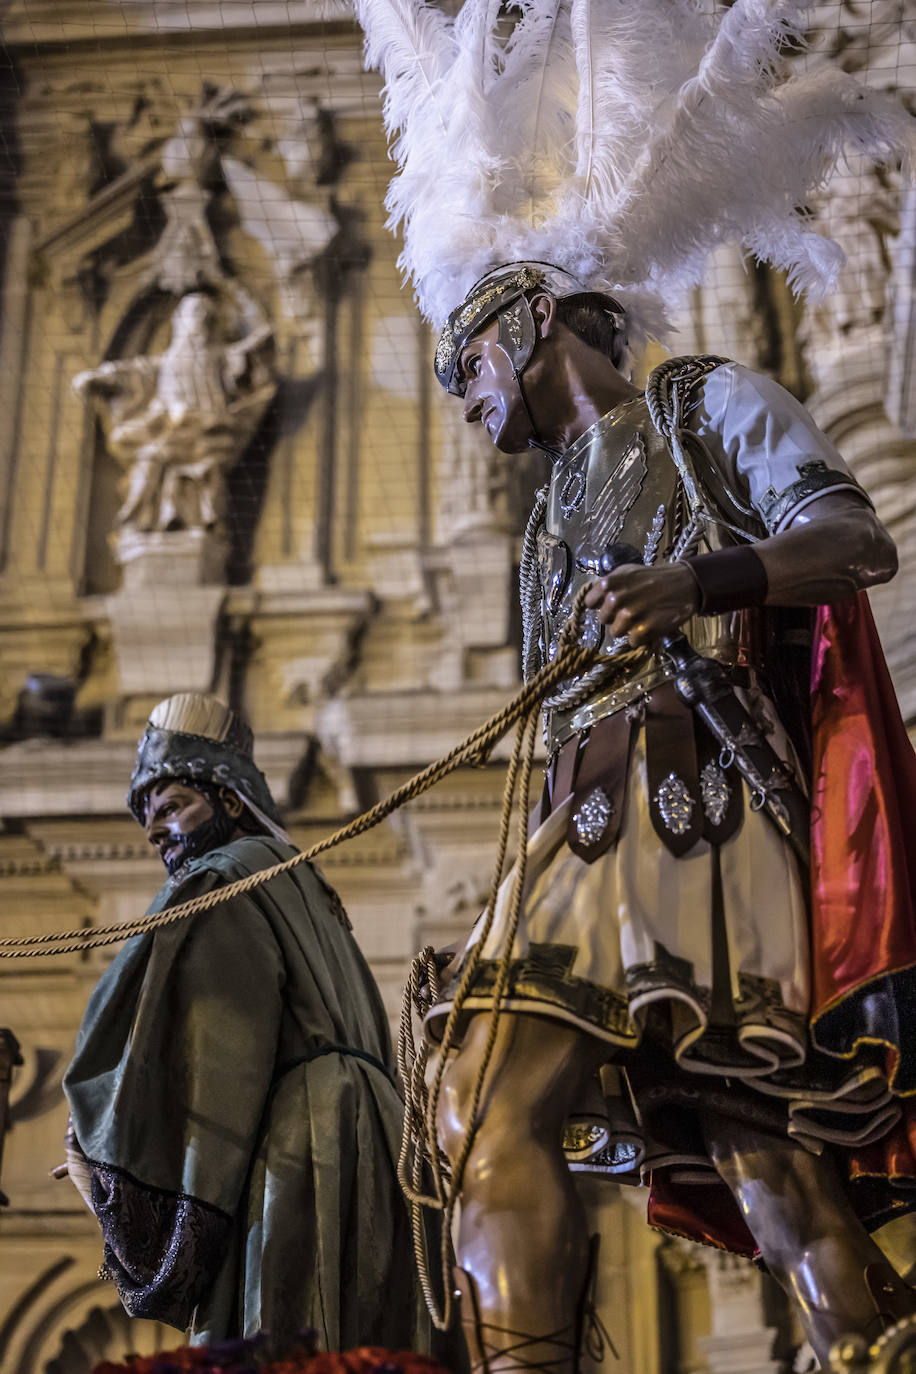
left=595, top=544, right=809, bottom=871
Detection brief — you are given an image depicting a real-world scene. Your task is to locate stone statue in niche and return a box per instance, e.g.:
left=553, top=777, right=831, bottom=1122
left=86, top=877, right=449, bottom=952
left=73, top=287, right=277, bottom=540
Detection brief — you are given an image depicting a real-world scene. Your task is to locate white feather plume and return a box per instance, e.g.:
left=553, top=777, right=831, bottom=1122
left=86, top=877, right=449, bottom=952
left=498, top=1, right=579, bottom=219
left=353, top=0, right=916, bottom=335
left=353, top=0, right=454, bottom=143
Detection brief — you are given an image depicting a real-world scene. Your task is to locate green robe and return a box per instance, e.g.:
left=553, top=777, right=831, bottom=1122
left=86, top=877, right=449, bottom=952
left=64, top=837, right=425, bottom=1350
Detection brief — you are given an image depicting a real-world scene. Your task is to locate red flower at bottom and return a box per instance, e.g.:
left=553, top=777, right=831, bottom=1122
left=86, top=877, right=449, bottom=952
left=93, top=1347, right=452, bottom=1374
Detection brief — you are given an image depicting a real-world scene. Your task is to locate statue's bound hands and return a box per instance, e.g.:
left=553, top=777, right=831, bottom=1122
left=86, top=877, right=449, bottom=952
left=434, top=946, right=458, bottom=978
left=417, top=946, right=459, bottom=1007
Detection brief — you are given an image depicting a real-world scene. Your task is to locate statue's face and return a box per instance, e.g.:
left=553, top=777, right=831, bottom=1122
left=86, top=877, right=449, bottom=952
left=174, top=294, right=215, bottom=339
left=144, top=779, right=238, bottom=873
left=458, top=318, right=534, bottom=454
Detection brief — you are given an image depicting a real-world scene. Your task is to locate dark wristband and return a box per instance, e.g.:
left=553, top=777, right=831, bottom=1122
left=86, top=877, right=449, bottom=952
left=680, top=545, right=768, bottom=615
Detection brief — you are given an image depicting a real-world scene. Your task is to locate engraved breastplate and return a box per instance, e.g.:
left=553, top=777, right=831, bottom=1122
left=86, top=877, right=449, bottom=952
left=538, top=397, right=763, bottom=752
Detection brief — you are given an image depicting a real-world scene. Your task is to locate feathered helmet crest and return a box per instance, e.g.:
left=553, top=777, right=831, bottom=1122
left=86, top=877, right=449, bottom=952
left=353, top=0, right=915, bottom=381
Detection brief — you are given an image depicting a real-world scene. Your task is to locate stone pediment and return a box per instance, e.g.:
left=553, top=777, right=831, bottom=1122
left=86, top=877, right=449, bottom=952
left=30, top=152, right=160, bottom=279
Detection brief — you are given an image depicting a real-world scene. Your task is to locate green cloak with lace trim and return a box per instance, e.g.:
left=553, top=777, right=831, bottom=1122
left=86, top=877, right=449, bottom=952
left=64, top=836, right=426, bottom=1350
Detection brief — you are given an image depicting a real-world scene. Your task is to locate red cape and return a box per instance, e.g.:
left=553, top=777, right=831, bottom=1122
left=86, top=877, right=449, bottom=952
left=648, top=594, right=916, bottom=1253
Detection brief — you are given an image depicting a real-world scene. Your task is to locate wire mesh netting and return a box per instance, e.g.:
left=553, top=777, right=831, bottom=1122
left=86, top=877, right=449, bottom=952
left=0, top=4, right=915, bottom=1372
left=0, top=0, right=912, bottom=1022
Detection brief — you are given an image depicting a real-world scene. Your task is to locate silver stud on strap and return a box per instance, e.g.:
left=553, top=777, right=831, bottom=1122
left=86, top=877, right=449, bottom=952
left=656, top=772, right=695, bottom=835
left=700, top=761, right=731, bottom=827
left=574, top=787, right=614, bottom=846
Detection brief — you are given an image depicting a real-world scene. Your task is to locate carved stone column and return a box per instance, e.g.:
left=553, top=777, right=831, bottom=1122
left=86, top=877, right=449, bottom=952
left=698, top=1251, right=783, bottom=1374
left=425, top=400, right=518, bottom=690
left=793, top=12, right=916, bottom=725
left=659, top=1238, right=787, bottom=1374
left=0, top=1027, right=23, bottom=1208
left=0, top=215, right=31, bottom=570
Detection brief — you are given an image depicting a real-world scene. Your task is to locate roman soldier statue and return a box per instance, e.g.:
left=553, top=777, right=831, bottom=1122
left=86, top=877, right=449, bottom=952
left=353, top=1, right=916, bottom=1369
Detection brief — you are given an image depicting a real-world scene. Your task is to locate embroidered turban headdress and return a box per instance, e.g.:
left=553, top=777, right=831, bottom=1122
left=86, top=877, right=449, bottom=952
left=128, top=692, right=290, bottom=843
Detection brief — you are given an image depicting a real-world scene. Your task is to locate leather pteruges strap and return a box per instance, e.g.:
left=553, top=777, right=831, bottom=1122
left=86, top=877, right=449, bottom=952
left=645, top=682, right=704, bottom=856
left=529, top=734, right=584, bottom=837
left=566, top=713, right=635, bottom=862
left=552, top=732, right=585, bottom=808
left=528, top=779, right=551, bottom=838
left=681, top=545, right=768, bottom=615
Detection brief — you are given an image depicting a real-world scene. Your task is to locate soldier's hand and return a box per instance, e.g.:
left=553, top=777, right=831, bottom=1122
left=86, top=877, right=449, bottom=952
left=584, top=563, right=700, bottom=647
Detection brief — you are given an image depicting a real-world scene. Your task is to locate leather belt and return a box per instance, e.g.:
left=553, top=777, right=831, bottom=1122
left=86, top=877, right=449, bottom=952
left=549, top=659, right=766, bottom=756
left=535, top=678, right=751, bottom=860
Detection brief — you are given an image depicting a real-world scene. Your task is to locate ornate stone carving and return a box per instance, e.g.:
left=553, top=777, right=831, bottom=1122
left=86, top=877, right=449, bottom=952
left=74, top=288, right=276, bottom=544
left=33, top=81, right=346, bottom=334
left=147, top=88, right=249, bottom=295
left=150, top=86, right=344, bottom=334
left=438, top=421, right=510, bottom=541
left=7, top=1288, right=170, bottom=1374
left=222, top=152, right=339, bottom=334
left=794, top=5, right=915, bottom=372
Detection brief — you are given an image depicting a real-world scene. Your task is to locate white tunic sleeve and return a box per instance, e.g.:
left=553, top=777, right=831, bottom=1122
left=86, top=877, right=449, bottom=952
left=688, top=362, right=871, bottom=533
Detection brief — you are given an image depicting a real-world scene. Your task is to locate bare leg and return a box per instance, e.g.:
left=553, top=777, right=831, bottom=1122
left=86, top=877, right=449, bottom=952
left=705, top=1112, right=916, bottom=1368
left=438, top=1011, right=607, bottom=1374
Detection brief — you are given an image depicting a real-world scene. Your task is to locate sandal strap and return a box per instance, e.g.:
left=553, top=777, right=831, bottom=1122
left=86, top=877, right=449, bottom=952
left=470, top=1320, right=578, bottom=1373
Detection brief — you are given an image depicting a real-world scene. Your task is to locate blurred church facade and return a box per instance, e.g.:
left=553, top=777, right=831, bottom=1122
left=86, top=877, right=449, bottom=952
left=0, top=3, right=914, bottom=1372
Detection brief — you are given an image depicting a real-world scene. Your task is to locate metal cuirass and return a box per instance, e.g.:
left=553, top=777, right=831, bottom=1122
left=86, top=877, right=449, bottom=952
left=537, top=395, right=764, bottom=753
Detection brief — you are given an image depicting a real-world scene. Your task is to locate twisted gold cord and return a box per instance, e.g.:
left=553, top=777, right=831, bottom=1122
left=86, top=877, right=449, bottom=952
left=3, top=588, right=593, bottom=1340
left=396, top=591, right=592, bottom=1330
left=0, top=589, right=595, bottom=959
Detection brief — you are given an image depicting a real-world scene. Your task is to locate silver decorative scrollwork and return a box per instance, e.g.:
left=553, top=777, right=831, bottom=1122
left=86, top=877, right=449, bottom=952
left=584, top=433, right=647, bottom=550
left=577, top=609, right=605, bottom=653
left=536, top=528, right=571, bottom=613
left=560, top=468, right=586, bottom=516
left=700, top=761, right=731, bottom=827
left=643, top=502, right=667, bottom=565
left=502, top=301, right=525, bottom=348
left=656, top=772, right=695, bottom=835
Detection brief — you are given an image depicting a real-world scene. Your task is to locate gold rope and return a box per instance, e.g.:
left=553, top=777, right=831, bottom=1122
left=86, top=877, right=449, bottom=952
left=2, top=588, right=593, bottom=1336
left=396, top=592, right=592, bottom=1330
left=0, top=590, right=596, bottom=960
